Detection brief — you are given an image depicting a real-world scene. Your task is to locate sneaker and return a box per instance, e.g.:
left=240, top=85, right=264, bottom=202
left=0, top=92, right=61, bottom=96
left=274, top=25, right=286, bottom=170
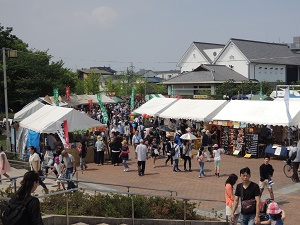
left=199, top=175, right=201, bottom=178
left=189, top=169, right=192, bottom=172
left=184, top=169, right=188, bottom=172
left=153, top=165, right=156, bottom=168
left=126, top=168, right=130, bottom=172
left=124, top=169, right=127, bottom=172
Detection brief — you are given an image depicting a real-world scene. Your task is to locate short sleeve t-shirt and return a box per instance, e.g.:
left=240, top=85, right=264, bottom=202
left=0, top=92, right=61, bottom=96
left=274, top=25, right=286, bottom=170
left=29, top=153, right=40, bottom=171
left=235, top=182, right=260, bottom=215
left=63, top=154, right=75, bottom=169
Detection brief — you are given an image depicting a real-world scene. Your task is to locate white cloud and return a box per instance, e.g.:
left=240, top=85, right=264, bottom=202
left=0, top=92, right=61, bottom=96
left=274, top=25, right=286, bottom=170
left=91, top=6, right=118, bottom=27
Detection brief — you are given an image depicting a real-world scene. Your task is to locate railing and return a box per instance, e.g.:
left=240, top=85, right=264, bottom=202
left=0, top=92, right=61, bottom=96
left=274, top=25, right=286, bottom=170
left=0, top=174, right=226, bottom=225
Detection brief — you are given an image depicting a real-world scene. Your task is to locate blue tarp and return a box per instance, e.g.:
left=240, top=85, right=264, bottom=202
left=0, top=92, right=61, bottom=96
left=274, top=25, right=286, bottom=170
left=27, top=130, right=40, bottom=153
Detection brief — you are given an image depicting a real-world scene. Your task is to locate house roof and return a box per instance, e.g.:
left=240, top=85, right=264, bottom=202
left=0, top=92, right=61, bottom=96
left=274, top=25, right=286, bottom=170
left=163, top=65, right=249, bottom=84
left=145, top=77, right=164, bottom=83
left=193, top=42, right=225, bottom=63
left=218, top=38, right=300, bottom=65
left=78, top=68, right=113, bottom=75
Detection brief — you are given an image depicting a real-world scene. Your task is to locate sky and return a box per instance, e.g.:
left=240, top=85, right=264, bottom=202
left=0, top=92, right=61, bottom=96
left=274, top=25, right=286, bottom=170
left=1, top=0, right=300, bottom=73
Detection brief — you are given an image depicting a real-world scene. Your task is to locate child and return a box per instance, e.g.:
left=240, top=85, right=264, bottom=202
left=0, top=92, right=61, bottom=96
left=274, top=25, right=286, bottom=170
left=261, top=201, right=285, bottom=225
left=0, top=145, right=14, bottom=185
left=119, top=140, right=130, bottom=172
left=196, top=147, right=205, bottom=178
left=48, top=156, right=66, bottom=190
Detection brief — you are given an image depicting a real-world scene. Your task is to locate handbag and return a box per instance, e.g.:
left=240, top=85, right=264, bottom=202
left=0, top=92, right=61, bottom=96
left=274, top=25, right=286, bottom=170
left=241, top=185, right=256, bottom=214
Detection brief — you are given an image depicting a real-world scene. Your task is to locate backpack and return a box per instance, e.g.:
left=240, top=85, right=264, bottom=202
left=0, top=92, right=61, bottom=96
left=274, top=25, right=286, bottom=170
left=290, top=151, right=297, bottom=161
left=1, top=196, right=34, bottom=225
left=171, top=144, right=176, bottom=156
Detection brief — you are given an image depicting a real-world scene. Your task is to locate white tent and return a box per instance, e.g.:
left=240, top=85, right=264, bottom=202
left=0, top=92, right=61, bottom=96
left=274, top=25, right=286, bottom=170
left=158, top=99, right=229, bottom=121
left=212, top=100, right=300, bottom=126
left=134, top=98, right=178, bottom=116
left=19, top=105, right=104, bottom=133
left=14, top=100, right=45, bottom=122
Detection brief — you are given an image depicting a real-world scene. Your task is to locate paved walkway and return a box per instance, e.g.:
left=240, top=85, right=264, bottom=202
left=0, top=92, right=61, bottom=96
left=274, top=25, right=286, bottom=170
left=5, top=147, right=300, bottom=224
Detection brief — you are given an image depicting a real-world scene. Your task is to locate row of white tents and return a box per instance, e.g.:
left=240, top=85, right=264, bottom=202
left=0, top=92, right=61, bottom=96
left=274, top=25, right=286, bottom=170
left=133, top=98, right=300, bottom=126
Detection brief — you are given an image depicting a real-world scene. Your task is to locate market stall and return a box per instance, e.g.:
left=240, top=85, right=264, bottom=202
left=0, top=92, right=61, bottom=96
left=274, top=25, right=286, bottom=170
left=17, top=105, right=106, bottom=164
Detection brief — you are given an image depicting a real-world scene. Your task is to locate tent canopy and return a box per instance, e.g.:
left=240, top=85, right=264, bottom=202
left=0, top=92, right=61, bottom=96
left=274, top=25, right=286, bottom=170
left=134, top=98, right=178, bottom=116
left=158, top=99, right=228, bottom=121
left=19, top=105, right=104, bottom=133
left=61, top=94, right=115, bottom=107
left=213, top=100, right=300, bottom=126
left=14, top=100, right=45, bottom=122
left=145, top=94, right=165, bottom=101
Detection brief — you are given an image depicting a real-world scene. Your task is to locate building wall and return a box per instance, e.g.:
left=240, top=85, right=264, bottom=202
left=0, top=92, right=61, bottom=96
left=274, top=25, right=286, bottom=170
left=181, top=48, right=209, bottom=73
left=214, top=43, right=249, bottom=78
left=168, top=84, right=214, bottom=95
left=249, top=64, right=286, bottom=82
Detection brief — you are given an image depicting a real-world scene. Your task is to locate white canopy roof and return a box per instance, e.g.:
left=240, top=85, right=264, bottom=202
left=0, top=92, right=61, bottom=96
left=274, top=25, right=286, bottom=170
left=158, top=99, right=228, bottom=121
left=14, top=100, right=45, bottom=122
left=61, top=94, right=115, bottom=107
left=213, top=100, right=300, bottom=126
left=19, top=105, right=104, bottom=133
left=134, top=98, right=178, bottom=116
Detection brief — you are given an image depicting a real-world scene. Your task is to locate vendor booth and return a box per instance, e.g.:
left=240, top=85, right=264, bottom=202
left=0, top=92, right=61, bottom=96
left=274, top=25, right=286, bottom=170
left=212, top=100, right=300, bottom=158
left=18, top=105, right=106, bottom=164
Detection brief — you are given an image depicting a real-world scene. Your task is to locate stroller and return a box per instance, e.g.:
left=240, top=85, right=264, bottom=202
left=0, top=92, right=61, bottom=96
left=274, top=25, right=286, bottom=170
left=260, top=198, right=273, bottom=221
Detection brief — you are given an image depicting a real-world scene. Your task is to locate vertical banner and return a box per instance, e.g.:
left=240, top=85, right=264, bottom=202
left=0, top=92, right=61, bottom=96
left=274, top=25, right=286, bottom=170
left=259, top=82, right=263, bottom=100
left=97, top=93, right=109, bottom=124
left=131, top=87, right=135, bottom=110
left=88, top=99, right=93, bottom=111
left=56, top=121, right=66, bottom=148
left=63, top=120, right=70, bottom=149
left=53, top=88, right=59, bottom=106
left=171, top=85, right=174, bottom=98
left=66, top=86, right=70, bottom=101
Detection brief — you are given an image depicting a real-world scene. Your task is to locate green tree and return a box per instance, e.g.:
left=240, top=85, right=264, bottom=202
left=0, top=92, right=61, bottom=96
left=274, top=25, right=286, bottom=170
left=84, top=70, right=101, bottom=94
left=215, top=79, right=237, bottom=97
left=149, top=83, right=167, bottom=94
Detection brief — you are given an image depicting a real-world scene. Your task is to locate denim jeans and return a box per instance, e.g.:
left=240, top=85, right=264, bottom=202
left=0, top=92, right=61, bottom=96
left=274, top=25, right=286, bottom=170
left=122, top=159, right=129, bottom=169
left=240, top=213, right=255, bottom=225
left=199, top=162, right=205, bottom=176
left=173, top=159, right=179, bottom=171
left=66, top=167, right=76, bottom=189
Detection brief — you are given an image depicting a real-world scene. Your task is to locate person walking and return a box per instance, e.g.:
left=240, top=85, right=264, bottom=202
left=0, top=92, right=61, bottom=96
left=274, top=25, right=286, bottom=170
left=0, top=145, right=14, bottom=185
left=135, top=139, right=148, bottom=176
left=212, top=144, right=224, bottom=178
left=6, top=171, right=43, bottom=225
left=109, top=136, right=122, bottom=166
left=259, top=155, right=274, bottom=199
left=183, top=140, right=192, bottom=171
left=28, top=146, right=49, bottom=194
left=201, top=129, right=211, bottom=162
left=231, top=167, right=261, bottom=225
left=150, top=137, right=159, bottom=168
left=120, top=140, right=130, bottom=172
left=196, top=147, right=205, bottom=178
left=225, top=174, right=239, bottom=225
left=165, top=136, right=173, bottom=166
left=172, top=139, right=181, bottom=172
left=47, top=156, right=66, bottom=190
left=61, top=150, right=76, bottom=189
left=132, top=130, right=141, bottom=151
left=95, top=135, right=105, bottom=165
left=289, top=142, right=300, bottom=182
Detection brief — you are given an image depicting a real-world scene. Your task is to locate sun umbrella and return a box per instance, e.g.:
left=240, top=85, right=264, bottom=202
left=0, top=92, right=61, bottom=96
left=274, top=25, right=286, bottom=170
left=180, top=133, right=198, bottom=140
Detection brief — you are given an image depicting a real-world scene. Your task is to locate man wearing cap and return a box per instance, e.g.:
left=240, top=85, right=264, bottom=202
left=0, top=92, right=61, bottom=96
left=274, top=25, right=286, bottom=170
left=135, top=139, right=148, bottom=176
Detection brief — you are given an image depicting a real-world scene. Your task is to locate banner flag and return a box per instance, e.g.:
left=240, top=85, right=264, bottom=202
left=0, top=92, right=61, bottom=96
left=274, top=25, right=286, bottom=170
left=171, top=85, right=174, bottom=98
left=66, top=86, right=70, bottom=101
left=53, top=88, right=59, bottom=106
left=131, top=87, right=135, bottom=110
left=97, top=93, right=109, bottom=124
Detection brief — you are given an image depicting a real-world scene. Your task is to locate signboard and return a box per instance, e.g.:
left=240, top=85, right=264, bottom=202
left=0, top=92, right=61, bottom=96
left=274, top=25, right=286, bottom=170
left=193, top=95, right=208, bottom=99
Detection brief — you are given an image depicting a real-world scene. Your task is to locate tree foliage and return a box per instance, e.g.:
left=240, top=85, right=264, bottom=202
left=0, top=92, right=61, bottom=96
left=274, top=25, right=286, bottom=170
left=0, top=24, right=78, bottom=111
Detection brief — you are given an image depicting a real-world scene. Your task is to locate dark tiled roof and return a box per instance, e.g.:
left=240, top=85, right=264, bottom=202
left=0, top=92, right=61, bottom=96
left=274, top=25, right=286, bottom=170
left=78, top=68, right=112, bottom=75
left=193, top=42, right=225, bottom=63
left=163, top=65, right=248, bottom=84
left=145, top=77, right=164, bottom=83
left=230, top=38, right=300, bottom=65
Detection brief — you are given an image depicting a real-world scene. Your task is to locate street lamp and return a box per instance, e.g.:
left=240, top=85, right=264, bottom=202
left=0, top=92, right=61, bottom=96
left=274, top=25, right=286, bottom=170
left=2, top=47, right=17, bottom=151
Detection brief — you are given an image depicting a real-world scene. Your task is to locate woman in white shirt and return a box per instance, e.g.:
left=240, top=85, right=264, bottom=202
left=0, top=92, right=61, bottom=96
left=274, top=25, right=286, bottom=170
left=212, top=144, right=224, bottom=178
left=28, top=146, right=49, bottom=194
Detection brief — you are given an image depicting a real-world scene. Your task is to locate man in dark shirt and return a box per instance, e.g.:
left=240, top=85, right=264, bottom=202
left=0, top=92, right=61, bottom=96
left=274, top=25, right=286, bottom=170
left=259, top=155, right=274, bottom=199
left=231, top=167, right=260, bottom=225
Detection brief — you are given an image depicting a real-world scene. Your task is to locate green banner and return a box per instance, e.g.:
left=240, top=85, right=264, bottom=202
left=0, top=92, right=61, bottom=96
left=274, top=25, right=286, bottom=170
left=53, top=88, right=59, bottom=106
left=97, top=93, right=109, bottom=124
left=131, top=87, right=135, bottom=110
left=171, top=85, right=174, bottom=98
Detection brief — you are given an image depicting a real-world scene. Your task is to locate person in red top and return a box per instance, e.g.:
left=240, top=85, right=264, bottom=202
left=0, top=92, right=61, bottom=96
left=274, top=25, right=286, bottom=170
left=225, top=174, right=239, bottom=225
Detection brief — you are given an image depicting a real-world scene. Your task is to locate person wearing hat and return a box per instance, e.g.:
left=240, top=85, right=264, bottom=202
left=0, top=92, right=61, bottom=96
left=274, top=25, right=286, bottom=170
left=212, top=144, right=224, bottom=178
left=261, top=201, right=285, bottom=224
left=95, top=136, right=105, bottom=165
left=120, top=140, right=130, bottom=172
